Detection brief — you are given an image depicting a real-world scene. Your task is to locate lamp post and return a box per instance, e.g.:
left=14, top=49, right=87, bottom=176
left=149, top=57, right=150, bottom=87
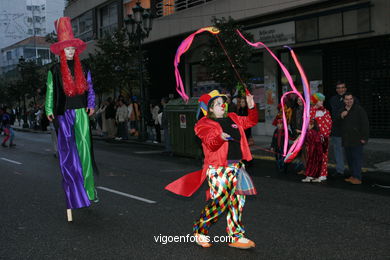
left=125, top=1, right=153, bottom=141
left=17, top=56, right=29, bottom=128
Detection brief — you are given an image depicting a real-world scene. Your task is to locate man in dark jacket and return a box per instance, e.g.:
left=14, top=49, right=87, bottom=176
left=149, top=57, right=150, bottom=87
left=340, top=93, right=369, bottom=184
left=329, top=81, right=347, bottom=176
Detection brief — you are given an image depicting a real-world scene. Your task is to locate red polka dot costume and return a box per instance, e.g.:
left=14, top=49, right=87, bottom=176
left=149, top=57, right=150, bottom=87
left=310, top=93, right=332, bottom=178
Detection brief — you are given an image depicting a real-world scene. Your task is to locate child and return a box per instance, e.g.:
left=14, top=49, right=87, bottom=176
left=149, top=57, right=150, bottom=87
left=301, top=119, right=323, bottom=182
left=270, top=118, right=288, bottom=173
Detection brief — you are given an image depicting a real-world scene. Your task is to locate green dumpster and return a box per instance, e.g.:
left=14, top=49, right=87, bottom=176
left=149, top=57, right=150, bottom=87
left=165, top=97, right=202, bottom=159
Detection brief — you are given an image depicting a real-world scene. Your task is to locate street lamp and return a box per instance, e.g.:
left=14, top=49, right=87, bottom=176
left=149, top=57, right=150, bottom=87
left=124, top=1, right=153, bottom=141
left=17, top=56, right=29, bottom=128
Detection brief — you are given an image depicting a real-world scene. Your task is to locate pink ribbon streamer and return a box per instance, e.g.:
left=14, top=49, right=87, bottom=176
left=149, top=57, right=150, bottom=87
left=174, top=27, right=219, bottom=102
left=236, top=29, right=310, bottom=162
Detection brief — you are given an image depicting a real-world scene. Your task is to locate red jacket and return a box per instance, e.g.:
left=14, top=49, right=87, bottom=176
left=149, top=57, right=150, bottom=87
left=165, top=107, right=258, bottom=197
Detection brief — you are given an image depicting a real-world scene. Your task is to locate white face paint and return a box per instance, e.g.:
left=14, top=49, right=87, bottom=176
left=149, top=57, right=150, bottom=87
left=210, top=97, right=226, bottom=118
left=64, top=47, right=76, bottom=60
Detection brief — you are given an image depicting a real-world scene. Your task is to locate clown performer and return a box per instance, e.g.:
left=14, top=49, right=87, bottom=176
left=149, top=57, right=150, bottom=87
left=308, top=93, right=332, bottom=182
left=166, top=90, right=258, bottom=249
left=45, top=17, right=98, bottom=222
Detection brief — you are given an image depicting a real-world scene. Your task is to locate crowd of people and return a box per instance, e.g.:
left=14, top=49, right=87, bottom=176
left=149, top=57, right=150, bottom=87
left=94, top=95, right=170, bottom=146
left=270, top=81, right=369, bottom=185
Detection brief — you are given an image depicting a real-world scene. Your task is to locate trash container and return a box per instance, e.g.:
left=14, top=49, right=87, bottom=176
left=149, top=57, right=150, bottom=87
left=165, top=97, right=202, bottom=159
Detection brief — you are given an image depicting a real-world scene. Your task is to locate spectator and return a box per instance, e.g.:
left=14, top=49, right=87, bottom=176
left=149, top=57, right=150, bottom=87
left=237, top=98, right=254, bottom=146
left=105, top=97, right=116, bottom=138
left=160, top=97, right=171, bottom=153
left=96, top=100, right=108, bottom=136
left=1, top=107, right=16, bottom=147
left=226, top=93, right=237, bottom=113
left=115, top=99, right=129, bottom=140
left=340, top=93, right=369, bottom=185
left=329, top=81, right=347, bottom=176
left=270, top=118, right=289, bottom=173
left=290, top=95, right=306, bottom=174
left=150, top=100, right=161, bottom=143
left=128, top=96, right=140, bottom=137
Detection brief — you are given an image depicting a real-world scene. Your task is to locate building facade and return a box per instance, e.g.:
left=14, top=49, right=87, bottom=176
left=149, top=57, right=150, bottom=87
left=64, top=0, right=390, bottom=138
left=0, top=36, right=51, bottom=75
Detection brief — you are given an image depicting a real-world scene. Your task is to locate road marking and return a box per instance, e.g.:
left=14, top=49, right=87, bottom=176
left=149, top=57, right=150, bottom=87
left=96, top=186, right=156, bottom=204
left=1, top=158, right=22, bottom=165
left=134, top=151, right=163, bottom=154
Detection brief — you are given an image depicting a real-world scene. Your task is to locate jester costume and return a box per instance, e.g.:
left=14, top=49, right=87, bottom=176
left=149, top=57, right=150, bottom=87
left=166, top=90, right=257, bottom=248
left=45, top=17, right=97, bottom=209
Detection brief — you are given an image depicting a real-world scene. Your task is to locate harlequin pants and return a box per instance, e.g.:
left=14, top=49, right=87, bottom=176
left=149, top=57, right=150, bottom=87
left=193, top=163, right=246, bottom=242
left=56, top=109, right=95, bottom=209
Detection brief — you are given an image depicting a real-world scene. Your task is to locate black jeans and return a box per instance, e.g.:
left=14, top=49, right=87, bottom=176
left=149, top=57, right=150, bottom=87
left=344, top=145, right=363, bottom=180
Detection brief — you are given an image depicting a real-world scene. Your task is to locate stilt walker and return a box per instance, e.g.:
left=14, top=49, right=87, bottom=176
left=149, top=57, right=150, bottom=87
left=45, top=17, right=98, bottom=222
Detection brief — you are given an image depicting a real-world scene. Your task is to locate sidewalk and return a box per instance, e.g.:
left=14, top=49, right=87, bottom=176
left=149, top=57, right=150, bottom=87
left=11, top=124, right=390, bottom=174
left=250, top=135, right=390, bottom=173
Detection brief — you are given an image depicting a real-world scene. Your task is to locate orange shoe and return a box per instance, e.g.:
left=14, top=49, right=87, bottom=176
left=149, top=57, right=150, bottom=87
left=194, top=233, right=212, bottom=248
left=228, top=237, right=256, bottom=249
left=349, top=177, right=362, bottom=185
left=344, top=177, right=353, bottom=183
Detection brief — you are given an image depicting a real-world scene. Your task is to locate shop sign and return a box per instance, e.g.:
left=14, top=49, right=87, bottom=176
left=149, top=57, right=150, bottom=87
left=246, top=21, right=295, bottom=47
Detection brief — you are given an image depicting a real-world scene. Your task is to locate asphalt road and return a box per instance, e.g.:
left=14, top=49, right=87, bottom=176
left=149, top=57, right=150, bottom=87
left=0, top=131, right=389, bottom=259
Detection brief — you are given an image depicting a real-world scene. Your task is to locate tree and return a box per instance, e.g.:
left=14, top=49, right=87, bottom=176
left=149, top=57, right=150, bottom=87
left=200, top=17, right=254, bottom=92
left=87, top=28, right=149, bottom=103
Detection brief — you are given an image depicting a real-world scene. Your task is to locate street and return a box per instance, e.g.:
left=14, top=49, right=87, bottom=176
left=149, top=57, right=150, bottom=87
left=1, top=131, right=389, bottom=259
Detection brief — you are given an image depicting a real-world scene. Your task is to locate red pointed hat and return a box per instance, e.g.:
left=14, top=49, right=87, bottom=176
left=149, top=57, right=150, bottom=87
left=50, top=17, right=86, bottom=55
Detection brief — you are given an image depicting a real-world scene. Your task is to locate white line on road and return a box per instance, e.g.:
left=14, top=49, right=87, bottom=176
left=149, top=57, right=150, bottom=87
left=96, top=186, right=157, bottom=204
left=1, top=158, right=22, bottom=165
left=133, top=151, right=163, bottom=154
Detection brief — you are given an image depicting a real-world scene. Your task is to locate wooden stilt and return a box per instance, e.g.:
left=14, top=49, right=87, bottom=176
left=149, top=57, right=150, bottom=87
left=67, top=209, right=73, bottom=222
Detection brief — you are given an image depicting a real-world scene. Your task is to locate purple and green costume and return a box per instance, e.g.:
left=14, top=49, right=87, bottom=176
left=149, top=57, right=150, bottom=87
left=45, top=62, right=97, bottom=209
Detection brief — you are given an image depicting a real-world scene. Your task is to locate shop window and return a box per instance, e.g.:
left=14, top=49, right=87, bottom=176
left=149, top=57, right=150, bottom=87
left=190, top=63, right=219, bottom=97
left=343, top=8, right=370, bottom=35
left=247, top=53, right=265, bottom=122
left=319, top=13, right=342, bottom=39
left=296, top=18, right=318, bottom=42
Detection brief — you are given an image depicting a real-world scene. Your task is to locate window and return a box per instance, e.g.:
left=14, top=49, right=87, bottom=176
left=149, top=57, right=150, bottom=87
left=296, top=18, right=318, bottom=42
left=343, top=8, right=370, bottom=35
left=37, top=49, right=49, bottom=60
left=27, top=17, right=33, bottom=23
left=33, top=16, right=41, bottom=23
left=6, top=51, right=12, bottom=61
left=27, top=5, right=32, bottom=11
left=100, top=2, right=118, bottom=37
left=72, top=10, right=94, bottom=42
left=295, top=6, right=371, bottom=43
left=27, top=29, right=33, bottom=35
left=319, top=13, right=342, bottom=38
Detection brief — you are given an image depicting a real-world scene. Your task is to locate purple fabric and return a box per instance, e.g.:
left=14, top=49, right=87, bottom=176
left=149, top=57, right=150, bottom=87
left=87, top=71, right=95, bottom=109
left=57, top=110, right=90, bottom=209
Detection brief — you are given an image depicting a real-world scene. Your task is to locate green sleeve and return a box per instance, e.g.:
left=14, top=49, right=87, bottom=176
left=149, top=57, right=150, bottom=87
left=45, top=70, right=54, bottom=116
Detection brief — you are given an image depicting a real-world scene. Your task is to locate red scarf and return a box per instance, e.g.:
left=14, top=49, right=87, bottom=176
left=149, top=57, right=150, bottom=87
left=60, top=50, right=87, bottom=97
